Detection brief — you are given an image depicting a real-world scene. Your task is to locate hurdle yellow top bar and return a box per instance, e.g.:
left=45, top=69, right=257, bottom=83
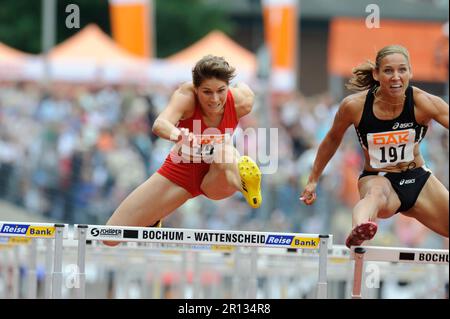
left=75, top=224, right=333, bottom=249
left=0, top=221, right=69, bottom=239
left=0, top=236, right=32, bottom=245
left=351, top=246, right=449, bottom=265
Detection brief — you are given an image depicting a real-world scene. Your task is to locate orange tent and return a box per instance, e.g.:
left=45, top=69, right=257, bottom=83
left=156, top=30, right=256, bottom=85
left=48, top=24, right=147, bottom=64
left=47, top=24, right=150, bottom=83
left=328, top=18, right=448, bottom=82
left=0, top=42, right=41, bottom=80
left=167, top=30, right=256, bottom=72
left=0, top=42, right=29, bottom=60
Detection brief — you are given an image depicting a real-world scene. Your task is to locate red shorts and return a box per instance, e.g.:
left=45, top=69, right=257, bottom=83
left=157, top=152, right=211, bottom=197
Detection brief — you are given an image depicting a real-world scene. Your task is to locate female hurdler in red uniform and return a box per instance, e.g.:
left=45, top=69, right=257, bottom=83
left=104, top=55, right=262, bottom=245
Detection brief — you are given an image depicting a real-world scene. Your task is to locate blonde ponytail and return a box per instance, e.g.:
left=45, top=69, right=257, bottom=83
left=345, top=61, right=378, bottom=91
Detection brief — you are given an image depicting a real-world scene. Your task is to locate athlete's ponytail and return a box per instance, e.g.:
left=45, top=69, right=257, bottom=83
left=345, top=61, right=378, bottom=92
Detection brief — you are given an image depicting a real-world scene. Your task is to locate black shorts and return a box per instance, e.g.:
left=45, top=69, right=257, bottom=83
left=359, top=166, right=432, bottom=213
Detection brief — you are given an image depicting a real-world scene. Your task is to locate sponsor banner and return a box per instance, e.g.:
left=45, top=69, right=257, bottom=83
left=0, top=236, right=33, bottom=245
left=9, top=237, right=32, bottom=245
left=26, top=226, right=55, bottom=238
left=396, top=251, right=449, bottom=264
left=0, top=224, right=55, bottom=238
left=264, top=235, right=320, bottom=249
left=148, top=243, right=233, bottom=252
left=355, top=247, right=449, bottom=264
left=211, top=245, right=235, bottom=252
left=290, top=237, right=320, bottom=249
left=83, top=225, right=322, bottom=249
left=265, top=235, right=293, bottom=245
left=399, top=252, right=415, bottom=261
left=415, top=252, right=448, bottom=264
left=0, top=224, right=29, bottom=235
left=190, top=232, right=266, bottom=245
left=123, top=229, right=139, bottom=239
left=90, top=227, right=123, bottom=239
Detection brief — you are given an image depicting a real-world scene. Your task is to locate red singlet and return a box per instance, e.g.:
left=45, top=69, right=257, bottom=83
left=157, top=90, right=239, bottom=197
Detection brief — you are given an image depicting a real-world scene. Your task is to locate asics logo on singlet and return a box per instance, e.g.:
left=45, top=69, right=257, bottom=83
left=392, top=122, right=414, bottom=130
left=399, top=178, right=415, bottom=185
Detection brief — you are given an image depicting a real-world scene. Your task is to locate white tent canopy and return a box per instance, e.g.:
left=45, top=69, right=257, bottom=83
left=0, top=42, right=42, bottom=81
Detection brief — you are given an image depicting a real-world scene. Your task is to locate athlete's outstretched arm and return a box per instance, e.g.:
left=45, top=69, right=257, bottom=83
left=300, top=97, right=355, bottom=205
left=152, top=82, right=195, bottom=141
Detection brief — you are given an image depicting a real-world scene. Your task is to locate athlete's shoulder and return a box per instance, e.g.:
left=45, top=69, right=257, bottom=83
left=340, top=90, right=367, bottom=112
left=230, top=82, right=255, bottom=118
left=411, top=86, right=441, bottom=104
left=230, top=82, right=254, bottom=103
left=167, top=82, right=196, bottom=120
left=173, top=82, right=196, bottom=106
left=333, top=90, right=368, bottom=126
left=176, top=82, right=196, bottom=97
left=411, top=85, right=448, bottom=111
left=412, top=86, right=449, bottom=125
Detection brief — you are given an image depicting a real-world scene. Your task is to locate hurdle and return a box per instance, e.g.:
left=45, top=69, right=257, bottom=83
left=74, top=224, right=332, bottom=299
left=350, top=246, right=449, bottom=299
left=0, top=236, right=23, bottom=298
left=0, top=221, right=68, bottom=299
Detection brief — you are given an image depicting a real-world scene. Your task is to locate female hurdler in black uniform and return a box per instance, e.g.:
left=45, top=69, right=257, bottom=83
left=300, top=45, right=449, bottom=248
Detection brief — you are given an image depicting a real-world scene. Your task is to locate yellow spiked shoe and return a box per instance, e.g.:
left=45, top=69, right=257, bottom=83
left=238, top=156, right=262, bottom=209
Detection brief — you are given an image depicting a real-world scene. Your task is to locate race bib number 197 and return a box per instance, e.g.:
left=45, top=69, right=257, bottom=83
left=367, top=129, right=416, bottom=169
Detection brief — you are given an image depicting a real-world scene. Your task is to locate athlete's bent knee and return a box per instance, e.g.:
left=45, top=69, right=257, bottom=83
left=204, top=188, right=236, bottom=200
left=210, top=160, right=229, bottom=172
left=365, top=186, right=389, bottom=208
left=213, top=145, right=236, bottom=166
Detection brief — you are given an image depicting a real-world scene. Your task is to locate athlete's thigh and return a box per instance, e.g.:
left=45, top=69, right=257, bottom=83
left=200, top=143, right=239, bottom=200
left=107, top=172, right=192, bottom=227
left=405, top=175, right=449, bottom=237
left=200, top=165, right=236, bottom=200
left=358, top=175, right=401, bottom=217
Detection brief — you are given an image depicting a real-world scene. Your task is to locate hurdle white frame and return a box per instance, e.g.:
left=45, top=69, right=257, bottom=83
left=350, top=246, right=449, bottom=299
left=0, top=222, right=68, bottom=298
left=74, top=224, right=332, bottom=299
left=0, top=239, right=20, bottom=298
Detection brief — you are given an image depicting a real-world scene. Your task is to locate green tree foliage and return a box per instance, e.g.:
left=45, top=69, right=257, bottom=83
left=0, top=0, right=110, bottom=53
left=56, top=0, right=110, bottom=45
left=0, top=0, right=42, bottom=53
left=155, top=0, right=233, bottom=57
left=0, top=0, right=233, bottom=56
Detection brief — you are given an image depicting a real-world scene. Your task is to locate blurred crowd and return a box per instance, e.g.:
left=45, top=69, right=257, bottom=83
left=0, top=80, right=448, bottom=248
